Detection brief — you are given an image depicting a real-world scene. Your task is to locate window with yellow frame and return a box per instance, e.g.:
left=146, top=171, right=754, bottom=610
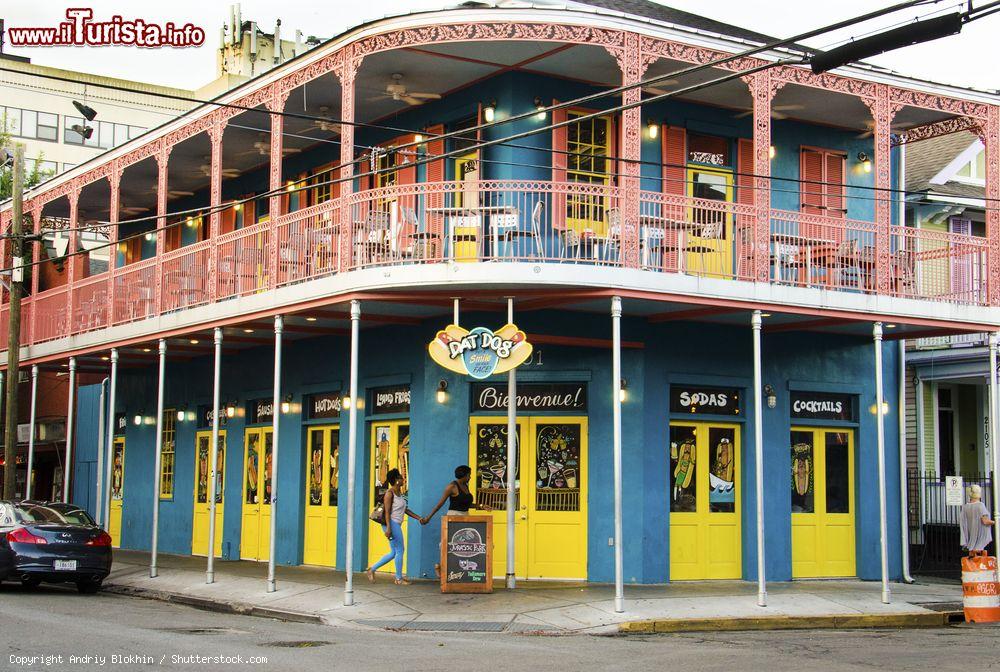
left=374, top=148, right=398, bottom=211
left=159, top=410, right=176, bottom=499
left=566, top=111, right=612, bottom=234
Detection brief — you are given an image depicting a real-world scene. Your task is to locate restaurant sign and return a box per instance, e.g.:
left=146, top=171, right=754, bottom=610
left=114, top=413, right=127, bottom=435
left=305, top=391, right=343, bottom=420
left=246, top=398, right=274, bottom=425
left=196, top=405, right=228, bottom=428
left=670, top=385, right=741, bottom=416
left=790, top=391, right=855, bottom=422
left=428, top=323, right=532, bottom=380
left=471, top=382, right=588, bottom=412
left=369, top=385, right=411, bottom=415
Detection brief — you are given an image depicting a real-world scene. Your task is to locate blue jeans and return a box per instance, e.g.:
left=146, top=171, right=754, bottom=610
left=370, top=519, right=404, bottom=580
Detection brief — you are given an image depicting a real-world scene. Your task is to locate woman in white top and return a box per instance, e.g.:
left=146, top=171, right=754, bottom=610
left=960, top=484, right=995, bottom=553
left=366, top=468, right=423, bottom=585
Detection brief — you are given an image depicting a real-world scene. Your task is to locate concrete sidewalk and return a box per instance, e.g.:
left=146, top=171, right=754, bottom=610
left=105, top=551, right=963, bottom=634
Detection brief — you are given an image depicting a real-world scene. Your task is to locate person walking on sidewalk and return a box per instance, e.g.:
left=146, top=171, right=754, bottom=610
left=960, top=484, right=995, bottom=553
left=366, top=469, right=423, bottom=585
left=421, top=465, right=492, bottom=577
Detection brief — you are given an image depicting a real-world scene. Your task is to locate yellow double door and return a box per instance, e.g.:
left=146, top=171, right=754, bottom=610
left=791, top=428, right=856, bottom=578
left=367, top=421, right=411, bottom=573
left=240, top=427, right=274, bottom=561
left=108, top=437, right=126, bottom=548
left=303, top=425, right=340, bottom=567
left=468, top=416, right=588, bottom=580
left=191, top=430, right=226, bottom=557
left=669, top=422, right=741, bottom=580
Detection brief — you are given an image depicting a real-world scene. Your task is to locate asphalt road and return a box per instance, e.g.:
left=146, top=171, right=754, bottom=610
left=1, top=583, right=996, bottom=672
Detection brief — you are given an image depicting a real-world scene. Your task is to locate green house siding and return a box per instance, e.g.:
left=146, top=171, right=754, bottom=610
left=923, top=382, right=936, bottom=474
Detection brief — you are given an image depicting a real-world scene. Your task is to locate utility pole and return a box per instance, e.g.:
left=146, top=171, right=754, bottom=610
left=3, top=143, right=24, bottom=499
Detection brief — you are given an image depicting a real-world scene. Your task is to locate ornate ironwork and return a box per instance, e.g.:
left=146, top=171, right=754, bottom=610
left=864, top=84, right=903, bottom=295
left=893, top=115, right=982, bottom=146
left=985, top=104, right=1000, bottom=304
left=616, top=32, right=644, bottom=269
left=335, top=44, right=357, bottom=274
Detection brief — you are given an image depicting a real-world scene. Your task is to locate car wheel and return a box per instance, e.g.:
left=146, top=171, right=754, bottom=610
left=21, top=576, right=41, bottom=589
left=77, top=580, right=102, bottom=594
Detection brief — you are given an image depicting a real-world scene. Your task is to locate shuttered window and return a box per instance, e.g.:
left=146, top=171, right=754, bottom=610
left=800, top=148, right=846, bottom=240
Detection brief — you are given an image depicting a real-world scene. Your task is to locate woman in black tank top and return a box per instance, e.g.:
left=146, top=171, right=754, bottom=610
left=421, top=464, right=492, bottom=576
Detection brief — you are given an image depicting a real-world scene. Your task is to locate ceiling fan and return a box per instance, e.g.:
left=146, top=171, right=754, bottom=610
left=375, top=73, right=441, bottom=106
left=198, top=157, right=240, bottom=178
left=854, top=121, right=903, bottom=139
left=733, top=103, right=805, bottom=120
left=642, top=80, right=679, bottom=97
left=302, top=106, right=342, bottom=134
left=236, top=134, right=301, bottom=157
left=147, top=185, right=195, bottom=199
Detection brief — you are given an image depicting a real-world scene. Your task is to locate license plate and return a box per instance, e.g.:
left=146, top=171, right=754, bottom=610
left=54, top=560, right=77, bottom=571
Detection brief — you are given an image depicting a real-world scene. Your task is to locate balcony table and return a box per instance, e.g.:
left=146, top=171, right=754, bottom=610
left=769, top=232, right=835, bottom=287
left=426, top=205, right=521, bottom=261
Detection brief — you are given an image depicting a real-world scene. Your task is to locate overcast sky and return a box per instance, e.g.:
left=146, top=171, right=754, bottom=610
left=3, top=1, right=997, bottom=92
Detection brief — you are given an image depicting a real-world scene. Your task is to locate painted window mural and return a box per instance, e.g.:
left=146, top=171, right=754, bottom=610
left=708, top=427, right=735, bottom=513
left=534, top=423, right=581, bottom=512
left=791, top=430, right=815, bottom=513
left=670, top=425, right=697, bottom=512
left=328, top=432, right=340, bottom=508
left=245, top=432, right=259, bottom=505
left=474, top=423, right=521, bottom=510
left=309, top=429, right=325, bottom=507
left=195, top=434, right=225, bottom=504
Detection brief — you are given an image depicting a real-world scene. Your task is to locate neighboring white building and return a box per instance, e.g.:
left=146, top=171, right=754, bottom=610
left=1, top=4, right=322, bottom=179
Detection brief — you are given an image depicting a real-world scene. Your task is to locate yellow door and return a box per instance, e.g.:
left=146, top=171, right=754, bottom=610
left=108, top=437, right=126, bottom=548
left=367, top=421, right=411, bottom=573
left=303, top=425, right=340, bottom=567
left=240, top=427, right=274, bottom=561
left=469, top=418, right=529, bottom=579
left=192, top=430, right=226, bottom=557
left=685, top=167, right=734, bottom=278
left=791, top=428, right=856, bottom=578
left=669, top=422, right=741, bottom=580
left=468, top=416, right=588, bottom=580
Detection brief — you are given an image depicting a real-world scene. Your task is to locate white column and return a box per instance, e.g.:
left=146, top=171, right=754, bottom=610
left=207, top=327, right=223, bottom=584
left=267, top=315, right=283, bottom=593
left=506, top=298, right=517, bottom=590
left=874, top=322, right=890, bottom=604
left=25, top=364, right=38, bottom=499
left=344, top=300, right=360, bottom=606
left=612, top=296, right=624, bottom=613
left=752, top=310, right=766, bottom=607
left=989, top=332, right=999, bottom=548
left=63, top=357, right=77, bottom=502
left=103, top=351, right=119, bottom=531
left=95, top=378, right=107, bottom=527
left=150, top=339, right=166, bottom=579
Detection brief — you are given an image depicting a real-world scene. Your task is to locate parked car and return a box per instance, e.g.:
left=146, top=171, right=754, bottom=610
left=0, top=501, right=112, bottom=593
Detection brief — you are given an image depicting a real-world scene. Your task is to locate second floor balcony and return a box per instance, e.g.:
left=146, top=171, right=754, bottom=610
left=2, top=6, right=997, bottom=354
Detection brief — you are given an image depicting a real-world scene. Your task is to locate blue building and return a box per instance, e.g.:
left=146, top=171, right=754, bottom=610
left=3, top=1, right=998, bottom=592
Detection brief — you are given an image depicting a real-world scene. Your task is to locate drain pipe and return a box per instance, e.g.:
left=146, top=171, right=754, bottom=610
left=898, top=341, right=914, bottom=583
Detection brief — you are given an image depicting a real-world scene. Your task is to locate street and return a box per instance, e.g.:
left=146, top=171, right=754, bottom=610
left=1, top=584, right=995, bottom=672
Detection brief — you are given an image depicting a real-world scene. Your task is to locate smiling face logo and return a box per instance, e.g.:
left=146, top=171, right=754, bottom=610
left=428, top=323, right=532, bottom=380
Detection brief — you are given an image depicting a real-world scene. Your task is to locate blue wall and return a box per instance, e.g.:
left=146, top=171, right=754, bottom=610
left=72, top=312, right=902, bottom=584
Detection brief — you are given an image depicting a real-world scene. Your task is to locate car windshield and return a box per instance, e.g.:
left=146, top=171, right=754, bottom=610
left=14, top=504, right=95, bottom=526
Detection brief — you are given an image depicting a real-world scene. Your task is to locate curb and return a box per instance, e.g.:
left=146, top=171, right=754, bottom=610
left=103, top=584, right=325, bottom=625
left=619, top=611, right=962, bottom=634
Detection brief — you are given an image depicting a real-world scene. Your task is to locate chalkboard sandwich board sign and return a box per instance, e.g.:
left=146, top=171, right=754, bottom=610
left=440, top=515, right=493, bottom=594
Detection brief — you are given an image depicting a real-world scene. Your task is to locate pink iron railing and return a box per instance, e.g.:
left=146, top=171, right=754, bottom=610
left=894, top=225, right=988, bottom=305
left=161, top=240, right=211, bottom=312
left=71, top=272, right=110, bottom=333
left=112, top=257, right=157, bottom=326
left=274, top=198, right=341, bottom=287
left=32, top=287, right=70, bottom=343
left=216, top=221, right=269, bottom=299
left=0, top=180, right=991, bottom=354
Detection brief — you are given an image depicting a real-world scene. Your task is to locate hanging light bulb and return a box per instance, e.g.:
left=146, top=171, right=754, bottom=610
left=646, top=119, right=658, bottom=140
left=534, top=97, right=546, bottom=121
left=483, top=100, right=496, bottom=123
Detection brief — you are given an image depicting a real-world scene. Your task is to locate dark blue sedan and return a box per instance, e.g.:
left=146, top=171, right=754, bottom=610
left=0, top=501, right=112, bottom=593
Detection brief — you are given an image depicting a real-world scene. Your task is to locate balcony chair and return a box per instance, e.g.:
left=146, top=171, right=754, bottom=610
left=771, top=242, right=806, bottom=284
left=830, top=238, right=860, bottom=289
left=893, top=247, right=916, bottom=297
left=279, top=232, right=309, bottom=282
left=684, top=220, right=725, bottom=275
left=402, top=206, right=441, bottom=261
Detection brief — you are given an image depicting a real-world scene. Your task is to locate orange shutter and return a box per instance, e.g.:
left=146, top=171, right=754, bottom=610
left=800, top=149, right=824, bottom=215
left=552, top=101, right=568, bottom=232
left=221, top=206, right=235, bottom=235
left=825, top=153, right=846, bottom=219
left=662, top=126, right=686, bottom=197
left=424, top=124, right=446, bottom=244
left=737, top=138, right=755, bottom=206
